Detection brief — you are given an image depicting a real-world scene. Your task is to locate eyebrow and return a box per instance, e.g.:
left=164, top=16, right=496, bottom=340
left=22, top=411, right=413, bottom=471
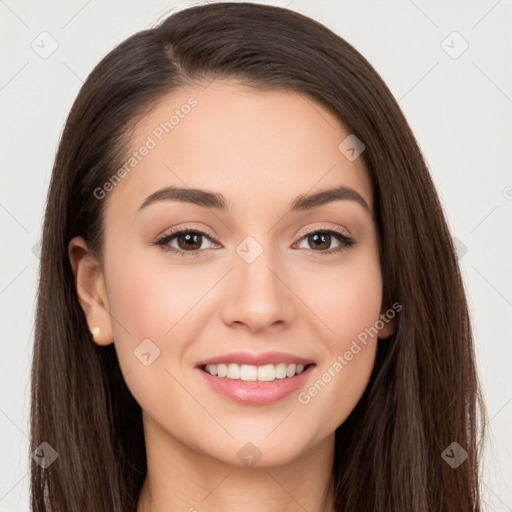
left=137, top=184, right=370, bottom=213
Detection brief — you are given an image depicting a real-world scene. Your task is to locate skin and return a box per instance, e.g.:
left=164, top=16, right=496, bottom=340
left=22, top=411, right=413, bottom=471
left=68, top=80, right=395, bottom=512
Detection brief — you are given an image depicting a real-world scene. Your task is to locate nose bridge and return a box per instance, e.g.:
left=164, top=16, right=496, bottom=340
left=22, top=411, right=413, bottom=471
left=219, top=234, right=294, bottom=331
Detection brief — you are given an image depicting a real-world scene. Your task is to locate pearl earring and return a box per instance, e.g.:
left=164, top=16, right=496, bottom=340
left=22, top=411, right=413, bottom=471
left=90, top=326, right=100, bottom=340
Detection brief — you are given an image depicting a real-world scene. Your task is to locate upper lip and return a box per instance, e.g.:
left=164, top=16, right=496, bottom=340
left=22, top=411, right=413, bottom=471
left=195, top=351, right=315, bottom=367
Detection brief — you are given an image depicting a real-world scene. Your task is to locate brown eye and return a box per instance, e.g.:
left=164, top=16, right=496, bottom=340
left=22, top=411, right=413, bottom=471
left=156, top=227, right=219, bottom=256
left=295, top=228, right=355, bottom=255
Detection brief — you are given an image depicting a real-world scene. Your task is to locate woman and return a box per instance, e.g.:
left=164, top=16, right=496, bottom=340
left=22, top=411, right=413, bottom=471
left=30, top=2, right=486, bottom=511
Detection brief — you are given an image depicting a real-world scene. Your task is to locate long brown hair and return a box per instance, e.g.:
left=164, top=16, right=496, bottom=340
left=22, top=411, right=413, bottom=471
left=30, top=2, right=487, bottom=511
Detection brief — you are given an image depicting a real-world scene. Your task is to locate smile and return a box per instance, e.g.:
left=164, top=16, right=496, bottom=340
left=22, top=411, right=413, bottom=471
left=201, top=362, right=311, bottom=381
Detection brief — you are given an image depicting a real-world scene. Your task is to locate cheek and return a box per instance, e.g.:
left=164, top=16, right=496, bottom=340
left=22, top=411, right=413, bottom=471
left=292, top=254, right=382, bottom=425
left=104, top=249, right=209, bottom=410
left=294, top=252, right=383, bottom=346
left=106, top=249, right=212, bottom=340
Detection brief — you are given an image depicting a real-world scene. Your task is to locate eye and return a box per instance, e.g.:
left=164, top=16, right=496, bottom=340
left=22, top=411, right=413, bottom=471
left=155, top=225, right=220, bottom=256
left=294, top=226, right=356, bottom=256
left=154, top=224, right=356, bottom=257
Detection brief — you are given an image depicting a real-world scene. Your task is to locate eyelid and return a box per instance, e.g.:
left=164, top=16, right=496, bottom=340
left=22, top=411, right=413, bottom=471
left=296, top=223, right=351, bottom=239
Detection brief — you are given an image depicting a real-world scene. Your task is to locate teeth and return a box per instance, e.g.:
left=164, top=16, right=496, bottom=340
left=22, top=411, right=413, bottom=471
left=203, top=363, right=307, bottom=381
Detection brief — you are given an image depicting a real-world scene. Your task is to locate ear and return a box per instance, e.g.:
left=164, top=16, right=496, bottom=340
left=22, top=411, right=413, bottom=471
left=68, top=236, right=114, bottom=346
left=377, top=292, right=398, bottom=340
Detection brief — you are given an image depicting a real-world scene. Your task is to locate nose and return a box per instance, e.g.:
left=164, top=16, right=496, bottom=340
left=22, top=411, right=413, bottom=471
left=219, top=244, right=296, bottom=333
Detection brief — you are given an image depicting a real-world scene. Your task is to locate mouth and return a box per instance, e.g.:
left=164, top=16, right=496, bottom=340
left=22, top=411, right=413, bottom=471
left=198, top=362, right=316, bottom=382
left=195, top=361, right=317, bottom=405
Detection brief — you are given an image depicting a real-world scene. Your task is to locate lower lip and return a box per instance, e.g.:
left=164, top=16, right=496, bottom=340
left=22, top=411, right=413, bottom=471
left=196, top=364, right=315, bottom=405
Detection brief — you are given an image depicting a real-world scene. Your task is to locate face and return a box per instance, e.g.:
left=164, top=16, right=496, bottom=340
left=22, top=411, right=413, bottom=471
left=69, top=80, right=394, bottom=467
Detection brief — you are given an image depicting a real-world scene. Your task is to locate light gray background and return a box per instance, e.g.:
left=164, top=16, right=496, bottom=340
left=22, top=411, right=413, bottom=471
left=1, top=1, right=511, bottom=510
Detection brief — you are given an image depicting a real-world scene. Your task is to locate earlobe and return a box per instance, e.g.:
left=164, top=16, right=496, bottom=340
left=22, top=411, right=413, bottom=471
left=68, top=236, right=114, bottom=346
left=377, top=316, right=395, bottom=340
left=377, top=296, right=398, bottom=340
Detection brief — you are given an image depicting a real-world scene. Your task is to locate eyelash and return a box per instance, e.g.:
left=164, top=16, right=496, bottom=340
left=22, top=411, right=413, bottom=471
left=154, top=224, right=356, bottom=257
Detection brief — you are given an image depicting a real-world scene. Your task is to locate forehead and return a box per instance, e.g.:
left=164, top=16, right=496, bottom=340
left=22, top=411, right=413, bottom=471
left=103, top=80, right=372, bottom=221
